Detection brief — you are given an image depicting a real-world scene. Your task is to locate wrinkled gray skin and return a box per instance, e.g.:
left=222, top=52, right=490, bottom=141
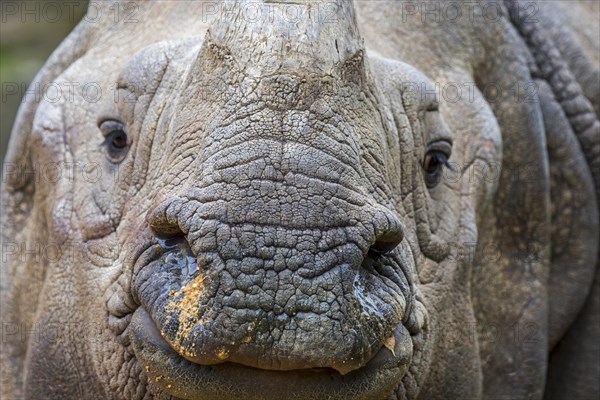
left=1, top=1, right=599, bottom=399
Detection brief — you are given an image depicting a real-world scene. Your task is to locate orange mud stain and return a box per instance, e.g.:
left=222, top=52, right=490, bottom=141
left=164, top=274, right=209, bottom=357
left=217, top=348, right=230, bottom=361
left=383, top=334, right=396, bottom=356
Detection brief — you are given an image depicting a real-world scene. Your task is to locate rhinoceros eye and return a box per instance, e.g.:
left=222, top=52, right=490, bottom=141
left=423, top=140, right=452, bottom=188
left=100, top=120, right=130, bottom=163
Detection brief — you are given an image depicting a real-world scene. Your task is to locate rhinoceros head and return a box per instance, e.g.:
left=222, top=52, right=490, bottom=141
left=2, top=1, right=598, bottom=400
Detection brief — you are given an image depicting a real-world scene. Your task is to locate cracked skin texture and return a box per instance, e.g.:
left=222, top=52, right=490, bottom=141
left=1, top=1, right=598, bottom=400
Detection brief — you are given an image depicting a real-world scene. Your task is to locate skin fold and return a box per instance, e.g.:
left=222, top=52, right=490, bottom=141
left=1, top=1, right=598, bottom=399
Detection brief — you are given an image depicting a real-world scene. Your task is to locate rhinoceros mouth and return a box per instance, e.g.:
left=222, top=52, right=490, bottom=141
left=130, top=307, right=413, bottom=400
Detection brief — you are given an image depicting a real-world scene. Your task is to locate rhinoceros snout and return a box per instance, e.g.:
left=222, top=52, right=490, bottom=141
left=133, top=173, right=412, bottom=376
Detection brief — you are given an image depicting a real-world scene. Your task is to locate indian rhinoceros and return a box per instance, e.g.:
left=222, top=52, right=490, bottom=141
left=1, top=0, right=598, bottom=399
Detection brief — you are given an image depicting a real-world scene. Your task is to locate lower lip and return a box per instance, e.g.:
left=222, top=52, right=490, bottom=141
left=129, top=308, right=411, bottom=400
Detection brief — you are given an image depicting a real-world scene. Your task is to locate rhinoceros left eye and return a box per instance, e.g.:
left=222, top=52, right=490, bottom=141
left=423, top=140, right=452, bottom=188
left=100, top=120, right=130, bottom=163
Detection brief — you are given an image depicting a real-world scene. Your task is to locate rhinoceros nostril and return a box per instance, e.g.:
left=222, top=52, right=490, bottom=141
left=370, top=227, right=404, bottom=256
left=146, top=198, right=186, bottom=238
left=367, top=208, right=405, bottom=257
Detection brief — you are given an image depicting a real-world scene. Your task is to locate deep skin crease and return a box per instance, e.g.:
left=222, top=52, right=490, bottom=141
left=1, top=1, right=598, bottom=399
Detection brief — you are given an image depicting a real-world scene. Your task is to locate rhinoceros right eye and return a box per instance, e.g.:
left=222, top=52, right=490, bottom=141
left=100, top=120, right=130, bottom=163
left=422, top=140, right=453, bottom=189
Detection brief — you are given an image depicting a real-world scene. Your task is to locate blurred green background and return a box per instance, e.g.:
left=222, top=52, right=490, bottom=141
left=1, top=0, right=88, bottom=165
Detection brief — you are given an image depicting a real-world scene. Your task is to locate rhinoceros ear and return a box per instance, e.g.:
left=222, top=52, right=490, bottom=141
left=2, top=16, right=93, bottom=191
left=0, top=15, right=93, bottom=399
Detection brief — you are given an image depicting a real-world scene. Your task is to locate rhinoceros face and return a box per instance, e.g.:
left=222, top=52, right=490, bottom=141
left=3, top=1, right=599, bottom=400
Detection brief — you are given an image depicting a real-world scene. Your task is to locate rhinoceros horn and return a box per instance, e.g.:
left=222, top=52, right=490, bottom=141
left=206, top=0, right=364, bottom=77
